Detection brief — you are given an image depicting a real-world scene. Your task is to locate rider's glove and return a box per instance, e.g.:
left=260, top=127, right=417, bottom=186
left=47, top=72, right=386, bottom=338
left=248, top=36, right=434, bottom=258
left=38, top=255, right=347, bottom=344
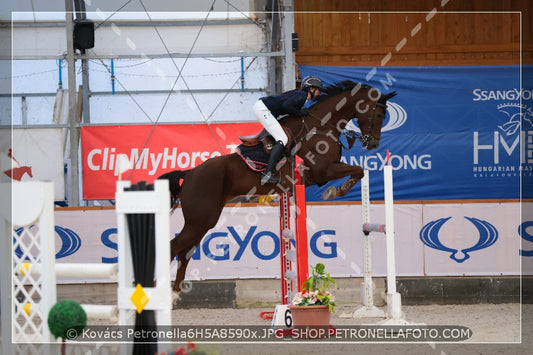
left=297, top=108, right=309, bottom=116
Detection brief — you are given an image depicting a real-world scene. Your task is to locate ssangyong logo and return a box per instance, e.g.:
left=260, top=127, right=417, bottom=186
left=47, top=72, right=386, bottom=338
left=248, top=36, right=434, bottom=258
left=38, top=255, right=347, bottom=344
left=54, top=226, right=82, bottom=258
left=343, top=101, right=432, bottom=170
left=15, top=226, right=82, bottom=260
left=419, top=217, right=498, bottom=263
left=346, top=101, right=407, bottom=133
left=381, top=102, right=408, bottom=132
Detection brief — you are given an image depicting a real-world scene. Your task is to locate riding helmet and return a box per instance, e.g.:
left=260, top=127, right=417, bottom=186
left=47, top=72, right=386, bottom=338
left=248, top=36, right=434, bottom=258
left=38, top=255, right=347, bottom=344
left=301, top=76, right=323, bottom=91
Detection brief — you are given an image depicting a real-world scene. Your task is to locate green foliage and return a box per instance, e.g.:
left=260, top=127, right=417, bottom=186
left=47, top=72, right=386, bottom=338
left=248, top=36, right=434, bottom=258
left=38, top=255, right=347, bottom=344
left=301, top=263, right=337, bottom=294
left=293, top=263, right=337, bottom=312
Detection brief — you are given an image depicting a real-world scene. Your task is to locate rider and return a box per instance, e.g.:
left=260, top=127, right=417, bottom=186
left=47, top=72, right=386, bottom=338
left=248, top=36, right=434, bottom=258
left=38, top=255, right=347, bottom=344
left=253, top=75, right=323, bottom=184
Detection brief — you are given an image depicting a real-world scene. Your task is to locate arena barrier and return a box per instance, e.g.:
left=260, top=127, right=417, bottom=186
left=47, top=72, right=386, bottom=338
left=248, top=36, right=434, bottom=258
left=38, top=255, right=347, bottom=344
left=1, top=180, right=172, bottom=347
left=345, top=165, right=410, bottom=325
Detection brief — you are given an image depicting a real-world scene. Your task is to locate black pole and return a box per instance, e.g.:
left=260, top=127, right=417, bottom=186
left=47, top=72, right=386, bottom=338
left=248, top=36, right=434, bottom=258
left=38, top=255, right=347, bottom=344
left=126, top=181, right=157, bottom=355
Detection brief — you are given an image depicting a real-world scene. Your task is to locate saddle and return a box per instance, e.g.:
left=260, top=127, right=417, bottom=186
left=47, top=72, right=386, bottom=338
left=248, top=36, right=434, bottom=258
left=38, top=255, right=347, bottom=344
left=236, top=126, right=294, bottom=173
left=239, top=126, right=293, bottom=154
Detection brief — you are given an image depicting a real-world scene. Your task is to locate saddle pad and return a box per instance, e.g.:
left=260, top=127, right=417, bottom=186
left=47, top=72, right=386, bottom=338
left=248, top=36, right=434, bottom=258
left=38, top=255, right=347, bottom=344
left=236, top=144, right=269, bottom=172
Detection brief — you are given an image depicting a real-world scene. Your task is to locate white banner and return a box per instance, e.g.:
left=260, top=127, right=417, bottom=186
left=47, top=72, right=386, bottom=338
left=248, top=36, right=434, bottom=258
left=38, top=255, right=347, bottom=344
left=1, top=128, right=65, bottom=200
left=50, top=202, right=527, bottom=283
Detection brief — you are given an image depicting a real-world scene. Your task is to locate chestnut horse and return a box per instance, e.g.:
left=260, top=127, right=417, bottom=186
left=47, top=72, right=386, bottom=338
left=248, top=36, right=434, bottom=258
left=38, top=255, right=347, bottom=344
left=158, top=80, right=396, bottom=303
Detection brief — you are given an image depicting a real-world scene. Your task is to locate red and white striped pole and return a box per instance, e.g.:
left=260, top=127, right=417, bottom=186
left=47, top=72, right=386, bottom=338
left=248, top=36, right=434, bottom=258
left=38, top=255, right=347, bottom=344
left=294, top=167, right=309, bottom=291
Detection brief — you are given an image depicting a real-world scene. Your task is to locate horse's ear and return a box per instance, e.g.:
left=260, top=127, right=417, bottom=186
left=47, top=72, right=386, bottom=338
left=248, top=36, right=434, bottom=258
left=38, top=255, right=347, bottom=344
left=378, top=91, right=397, bottom=104
left=384, top=91, right=397, bottom=101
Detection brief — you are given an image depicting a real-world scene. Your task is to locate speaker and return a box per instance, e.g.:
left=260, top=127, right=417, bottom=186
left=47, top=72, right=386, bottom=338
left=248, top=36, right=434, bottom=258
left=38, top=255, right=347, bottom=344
left=292, top=33, right=299, bottom=52
left=73, top=20, right=95, bottom=50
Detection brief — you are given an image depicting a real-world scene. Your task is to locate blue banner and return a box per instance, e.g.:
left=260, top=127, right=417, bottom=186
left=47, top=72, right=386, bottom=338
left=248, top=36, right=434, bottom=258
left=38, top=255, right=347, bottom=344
left=299, top=65, right=533, bottom=201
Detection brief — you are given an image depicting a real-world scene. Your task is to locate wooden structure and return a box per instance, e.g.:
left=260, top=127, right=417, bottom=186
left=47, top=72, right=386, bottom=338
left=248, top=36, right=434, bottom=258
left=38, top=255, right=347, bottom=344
left=294, top=0, right=531, bottom=67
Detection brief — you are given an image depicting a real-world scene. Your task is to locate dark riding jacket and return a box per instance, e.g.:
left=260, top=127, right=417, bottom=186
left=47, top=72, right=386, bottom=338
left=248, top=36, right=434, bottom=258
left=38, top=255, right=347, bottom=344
left=260, top=90, right=308, bottom=119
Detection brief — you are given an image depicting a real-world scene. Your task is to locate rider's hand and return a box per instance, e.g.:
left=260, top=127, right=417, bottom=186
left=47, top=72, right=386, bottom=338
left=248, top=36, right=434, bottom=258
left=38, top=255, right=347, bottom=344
left=298, top=108, right=309, bottom=116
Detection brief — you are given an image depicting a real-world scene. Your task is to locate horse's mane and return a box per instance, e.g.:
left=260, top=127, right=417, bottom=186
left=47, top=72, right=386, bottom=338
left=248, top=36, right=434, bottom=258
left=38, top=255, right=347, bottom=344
left=314, top=80, right=373, bottom=104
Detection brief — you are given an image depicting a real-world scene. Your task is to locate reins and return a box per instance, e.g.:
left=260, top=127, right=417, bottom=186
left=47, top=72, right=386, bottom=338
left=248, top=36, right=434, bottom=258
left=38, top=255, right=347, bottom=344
left=292, top=99, right=387, bottom=150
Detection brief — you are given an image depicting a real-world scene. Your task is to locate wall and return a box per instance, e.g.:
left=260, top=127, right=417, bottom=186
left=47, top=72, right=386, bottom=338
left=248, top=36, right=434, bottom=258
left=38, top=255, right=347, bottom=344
left=294, top=0, right=531, bottom=66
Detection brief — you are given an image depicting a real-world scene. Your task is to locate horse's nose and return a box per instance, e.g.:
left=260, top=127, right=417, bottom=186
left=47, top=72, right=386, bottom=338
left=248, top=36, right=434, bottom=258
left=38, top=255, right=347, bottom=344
left=365, top=139, right=379, bottom=150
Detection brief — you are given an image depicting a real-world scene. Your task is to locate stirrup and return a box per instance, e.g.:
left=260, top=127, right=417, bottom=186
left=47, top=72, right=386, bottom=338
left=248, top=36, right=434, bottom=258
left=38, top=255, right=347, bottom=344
left=261, top=171, right=281, bottom=185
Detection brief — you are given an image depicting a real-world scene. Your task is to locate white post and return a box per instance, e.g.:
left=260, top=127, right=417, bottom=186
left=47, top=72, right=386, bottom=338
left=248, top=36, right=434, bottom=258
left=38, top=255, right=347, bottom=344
left=361, top=172, right=372, bottom=306
left=116, top=180, right=135, bottom=326
left=153, top=180, right=172, bottom=325
left=4, top=181, right=57, bottom=343
left=383, top=165, right=403, bottom=321
left=1, top=184, right=13, bottom=354
left=349, top=171, right=385, bottom=318
left=115, top=180, right=172, bottom=325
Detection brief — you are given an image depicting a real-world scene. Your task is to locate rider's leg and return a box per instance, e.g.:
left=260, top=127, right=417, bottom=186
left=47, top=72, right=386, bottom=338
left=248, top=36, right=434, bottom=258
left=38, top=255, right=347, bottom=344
left=253, top=100, right=288, bottom=184
left=262, top=140, right=284, bottom=184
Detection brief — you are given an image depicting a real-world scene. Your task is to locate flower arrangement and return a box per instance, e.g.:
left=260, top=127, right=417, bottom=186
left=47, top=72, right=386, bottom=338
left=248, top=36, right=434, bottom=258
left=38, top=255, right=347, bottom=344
left=291, top=263, right=337, bottom=312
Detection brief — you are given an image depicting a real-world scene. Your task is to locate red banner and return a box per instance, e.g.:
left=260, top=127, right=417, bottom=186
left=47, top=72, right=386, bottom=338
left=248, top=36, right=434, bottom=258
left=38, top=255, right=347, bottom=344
left=81, top=123, right=262, bottom=200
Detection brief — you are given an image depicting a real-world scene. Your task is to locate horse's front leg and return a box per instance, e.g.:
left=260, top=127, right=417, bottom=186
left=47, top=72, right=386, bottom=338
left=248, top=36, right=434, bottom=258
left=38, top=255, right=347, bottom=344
left=320, top=163, right=364, bottom=200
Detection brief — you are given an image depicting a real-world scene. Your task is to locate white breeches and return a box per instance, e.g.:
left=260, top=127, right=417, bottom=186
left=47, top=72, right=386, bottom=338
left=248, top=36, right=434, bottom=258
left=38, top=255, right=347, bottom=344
left=253, top=100, right=288, bottom=146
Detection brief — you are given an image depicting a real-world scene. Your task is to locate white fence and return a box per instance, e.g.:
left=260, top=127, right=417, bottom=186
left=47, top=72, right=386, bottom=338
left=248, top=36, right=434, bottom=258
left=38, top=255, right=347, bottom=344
left=1, top=180, right=172, bottom=352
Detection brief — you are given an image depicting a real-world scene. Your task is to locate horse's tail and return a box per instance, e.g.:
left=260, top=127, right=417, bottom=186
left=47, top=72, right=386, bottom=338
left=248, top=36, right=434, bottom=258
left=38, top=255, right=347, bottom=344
left=157, top=170, right=190, bottom=209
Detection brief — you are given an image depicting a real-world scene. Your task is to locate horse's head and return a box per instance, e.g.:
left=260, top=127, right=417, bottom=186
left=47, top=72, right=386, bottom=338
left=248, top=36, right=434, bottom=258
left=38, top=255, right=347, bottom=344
left=356, top=90, right=397, bottom=150
left=313, top=80, right=397, bottom=151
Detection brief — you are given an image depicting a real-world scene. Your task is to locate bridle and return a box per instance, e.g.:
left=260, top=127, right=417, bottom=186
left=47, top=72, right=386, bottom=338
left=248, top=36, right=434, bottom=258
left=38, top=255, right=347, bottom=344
left=293, top=99, right=388, bottom=150
left=353, top=100, right=387, bottom=149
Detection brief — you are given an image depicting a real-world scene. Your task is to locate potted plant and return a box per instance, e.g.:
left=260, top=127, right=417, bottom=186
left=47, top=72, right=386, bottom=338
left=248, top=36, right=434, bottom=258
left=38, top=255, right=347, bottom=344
left=289, top=263, right=336, bottom=336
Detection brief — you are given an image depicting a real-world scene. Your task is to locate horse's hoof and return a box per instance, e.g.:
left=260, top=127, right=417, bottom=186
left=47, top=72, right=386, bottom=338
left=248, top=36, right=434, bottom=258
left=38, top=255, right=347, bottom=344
left=171, top=291, right=181, bottom=308
left=321, top=186, right=337, bottom=200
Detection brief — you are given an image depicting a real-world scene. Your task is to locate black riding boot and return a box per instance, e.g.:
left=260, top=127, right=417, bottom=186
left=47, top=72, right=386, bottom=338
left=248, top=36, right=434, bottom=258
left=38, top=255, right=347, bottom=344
left=261, top=140, right=284, bottom=184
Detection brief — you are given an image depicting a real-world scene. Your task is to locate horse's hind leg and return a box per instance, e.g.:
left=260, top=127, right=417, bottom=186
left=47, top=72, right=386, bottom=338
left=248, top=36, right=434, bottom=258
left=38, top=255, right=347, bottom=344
left=171, top=253, right=193, bottom=306
left=170, top=223, right=213, bottom=304
left=169, top=224, right=204, bottom=305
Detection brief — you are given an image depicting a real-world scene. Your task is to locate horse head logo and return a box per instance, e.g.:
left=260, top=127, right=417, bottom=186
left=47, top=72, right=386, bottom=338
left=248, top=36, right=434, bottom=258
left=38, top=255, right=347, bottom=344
left=3, top=149, right=33, bottom=181
left=419, top=217, right=498, bottom=263
left=497, top=103, right=533, bottom=135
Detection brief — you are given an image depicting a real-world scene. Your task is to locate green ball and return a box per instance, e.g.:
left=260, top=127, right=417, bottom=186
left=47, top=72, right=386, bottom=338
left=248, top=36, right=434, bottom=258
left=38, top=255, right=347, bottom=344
left=47, top=300, right=87, bottom=340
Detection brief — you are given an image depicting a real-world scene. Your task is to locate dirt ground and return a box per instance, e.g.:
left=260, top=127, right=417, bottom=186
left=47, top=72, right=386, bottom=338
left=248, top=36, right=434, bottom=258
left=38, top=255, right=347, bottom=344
left=6, top=302, right=529, bottom=355
left=169, top=303, right=529, bottom=354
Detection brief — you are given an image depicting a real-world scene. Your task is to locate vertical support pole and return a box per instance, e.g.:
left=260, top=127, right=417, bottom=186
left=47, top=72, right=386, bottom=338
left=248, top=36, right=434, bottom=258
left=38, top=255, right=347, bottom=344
left=384, top=165, right=402, bottom=320
left=115, top=180, right=172, bottom=353
left=281, top=0, right=295, bottom=92
left=116, top=180, right=134, bottom=327
left=360, top=171, right=373, bottom=307
left=39, top=182, right=58, bottom=342
left=65, top=0, right=79, bottom=206
left=111, top=59, right=116, bottom=95
left=240, top=56, right=244, bottom=92
left=57, top=59, right=63, bottom=89
left=0, top=203, right=11, bottom=354
left=295, top=184, right=308, bottom=290
left=349, top=171, right=386, bottom=319
left=153, top=180, right=172, bottom=325
left=279, top=192, right=293, bottom=304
